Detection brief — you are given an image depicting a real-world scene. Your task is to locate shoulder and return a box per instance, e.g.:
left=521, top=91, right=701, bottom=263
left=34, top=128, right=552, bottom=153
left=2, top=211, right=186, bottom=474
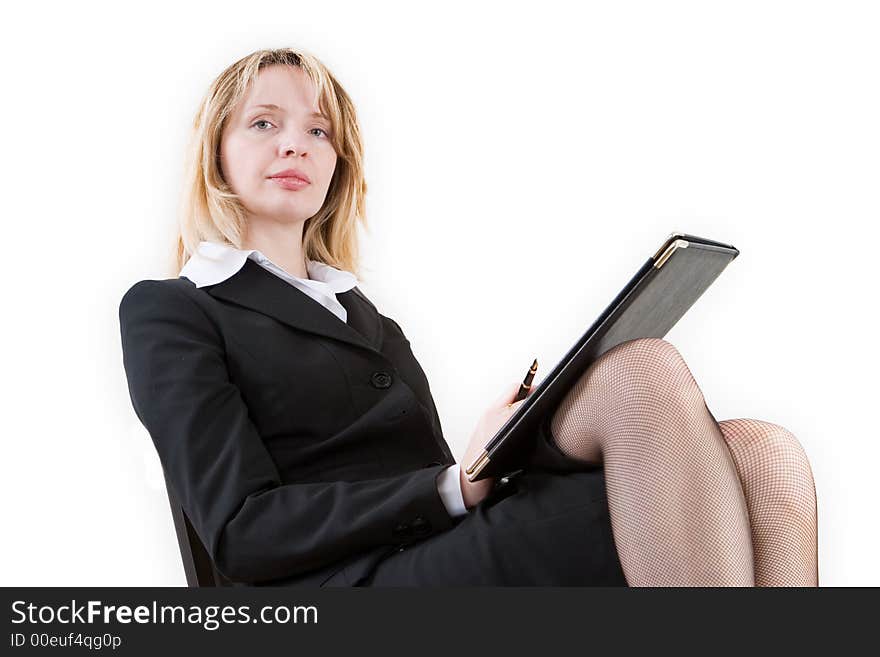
left=347, top=286, right=405, bottom=335
left=121, top=275, right=200, bottom=302
left=349, top=285, right=377, bottom=311
left=344, top=285, right=408, bottom=341
left=118, top=277, right=209, bottom=327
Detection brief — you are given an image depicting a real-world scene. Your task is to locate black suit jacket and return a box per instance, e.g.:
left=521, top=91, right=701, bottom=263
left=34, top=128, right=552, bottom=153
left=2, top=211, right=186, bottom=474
left=119, top=258, right=460, bottom=586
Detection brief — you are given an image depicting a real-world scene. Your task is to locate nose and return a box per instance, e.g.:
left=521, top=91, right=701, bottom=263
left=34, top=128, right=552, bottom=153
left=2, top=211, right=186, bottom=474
left=278, top=133, right=307, bottom=157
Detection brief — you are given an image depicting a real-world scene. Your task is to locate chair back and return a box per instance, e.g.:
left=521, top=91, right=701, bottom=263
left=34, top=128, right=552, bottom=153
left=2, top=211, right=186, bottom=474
left=162, top=472, right=236, bottom=587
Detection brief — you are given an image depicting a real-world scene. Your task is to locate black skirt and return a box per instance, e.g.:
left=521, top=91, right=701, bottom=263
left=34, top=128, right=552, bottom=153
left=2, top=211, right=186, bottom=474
left=342, top=415, right=628, bottom=586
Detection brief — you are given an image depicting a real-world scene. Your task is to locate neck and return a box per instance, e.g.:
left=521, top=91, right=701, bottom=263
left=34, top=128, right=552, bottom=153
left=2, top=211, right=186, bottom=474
left=241, top=218, right=309, bottom=279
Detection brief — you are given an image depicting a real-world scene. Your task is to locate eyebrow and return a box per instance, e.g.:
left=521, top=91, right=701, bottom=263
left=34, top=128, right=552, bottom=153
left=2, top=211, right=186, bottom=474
left=248, top=103, right=330, bottom=120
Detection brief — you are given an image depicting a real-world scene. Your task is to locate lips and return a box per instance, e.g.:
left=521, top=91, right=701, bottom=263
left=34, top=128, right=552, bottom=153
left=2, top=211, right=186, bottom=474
left=270, top=177, right=310, bottom=191
left=268, top=168, right=311, bottom=183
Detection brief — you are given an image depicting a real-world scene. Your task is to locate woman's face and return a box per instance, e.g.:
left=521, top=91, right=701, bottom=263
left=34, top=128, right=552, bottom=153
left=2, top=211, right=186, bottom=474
left=220, top=64, right=338, bottom=226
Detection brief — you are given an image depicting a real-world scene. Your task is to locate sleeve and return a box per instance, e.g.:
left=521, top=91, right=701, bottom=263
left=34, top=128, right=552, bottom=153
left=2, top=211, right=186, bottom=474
left=436, top=464, right=468, bottom=517
left=119, top=280, right=457, bottom=584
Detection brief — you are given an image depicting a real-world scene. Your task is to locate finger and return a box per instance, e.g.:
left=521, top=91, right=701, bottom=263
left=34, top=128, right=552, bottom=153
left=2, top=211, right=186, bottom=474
left=510, top=380, right=522, bottom=399
left=495, top=381, right=520, bottom=406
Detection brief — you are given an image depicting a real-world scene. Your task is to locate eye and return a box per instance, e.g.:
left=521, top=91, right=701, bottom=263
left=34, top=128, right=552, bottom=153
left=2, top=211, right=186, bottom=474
left=251, top=119, right=275, bottom=131
left=250, top=120, right=330, bottom=138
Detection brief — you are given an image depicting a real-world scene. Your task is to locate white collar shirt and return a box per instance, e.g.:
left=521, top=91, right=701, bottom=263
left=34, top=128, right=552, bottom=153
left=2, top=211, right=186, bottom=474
left=179, top=240, right=359, bottom=323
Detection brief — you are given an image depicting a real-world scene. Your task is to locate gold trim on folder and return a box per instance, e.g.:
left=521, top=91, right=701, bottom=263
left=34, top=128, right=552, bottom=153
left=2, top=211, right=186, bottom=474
left=652, top=232, right=686, bottom=260
left=654, top=239, right=689, bottom=269
left=465, top=450, right=489, bottom=477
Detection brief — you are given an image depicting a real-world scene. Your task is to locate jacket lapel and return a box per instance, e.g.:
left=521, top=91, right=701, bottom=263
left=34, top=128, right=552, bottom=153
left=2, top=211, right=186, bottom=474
left=336, top=286, right=383, bottom=349
left=202, top=258, right=383, bottom=354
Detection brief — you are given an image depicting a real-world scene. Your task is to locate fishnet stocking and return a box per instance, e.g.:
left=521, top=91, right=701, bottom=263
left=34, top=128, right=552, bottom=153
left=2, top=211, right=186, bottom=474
left=715, top=419, right=819, bottom=586
left=550, top=338, right=754, bottom=586
left=549, top=337, right=817, bottom=586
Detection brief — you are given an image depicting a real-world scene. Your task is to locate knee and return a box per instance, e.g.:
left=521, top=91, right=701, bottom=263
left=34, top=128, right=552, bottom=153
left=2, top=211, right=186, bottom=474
left=554, top=338, right=707, bottom=445
left=595, top=337, right=706, bottom=411
left=720, top=419, right=811, bottom=465
left=719, top=419, right=817, bottom=505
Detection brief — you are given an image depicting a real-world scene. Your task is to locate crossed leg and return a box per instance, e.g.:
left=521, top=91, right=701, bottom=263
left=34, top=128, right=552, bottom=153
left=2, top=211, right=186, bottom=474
left=715, top=419, right=819, bottom=586
left=549, top=337, right=750, bottom=585
left=548, top=337, right=817, bottom=586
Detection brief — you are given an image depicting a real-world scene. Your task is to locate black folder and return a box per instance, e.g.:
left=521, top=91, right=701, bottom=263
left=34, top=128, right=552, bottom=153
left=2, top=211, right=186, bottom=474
left=464, top=232, right=740, bottom=482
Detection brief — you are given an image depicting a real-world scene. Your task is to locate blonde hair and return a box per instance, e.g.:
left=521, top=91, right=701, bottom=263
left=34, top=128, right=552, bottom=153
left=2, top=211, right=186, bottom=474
left=170, top=47, right=369, bottom=280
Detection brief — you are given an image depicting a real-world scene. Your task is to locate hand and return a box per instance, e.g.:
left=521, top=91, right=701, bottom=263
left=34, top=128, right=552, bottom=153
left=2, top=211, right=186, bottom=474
left=459, top=380, right=532, bottom=509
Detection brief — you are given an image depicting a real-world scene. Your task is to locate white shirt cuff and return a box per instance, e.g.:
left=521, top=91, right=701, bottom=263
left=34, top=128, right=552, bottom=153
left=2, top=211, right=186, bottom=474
left=436, top=463, right=469, bottom=517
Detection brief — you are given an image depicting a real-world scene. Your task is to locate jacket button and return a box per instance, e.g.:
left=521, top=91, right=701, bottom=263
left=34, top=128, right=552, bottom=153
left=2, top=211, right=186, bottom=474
left=371, top=371, right=393, bottom=389
left=392, top=522, right=413, bottom=538
left=411, top=517, right=431, bottom=535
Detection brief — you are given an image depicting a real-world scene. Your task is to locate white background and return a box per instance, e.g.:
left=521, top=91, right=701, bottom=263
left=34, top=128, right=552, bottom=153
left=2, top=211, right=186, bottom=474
left=1, top=0, right=876, bottom=586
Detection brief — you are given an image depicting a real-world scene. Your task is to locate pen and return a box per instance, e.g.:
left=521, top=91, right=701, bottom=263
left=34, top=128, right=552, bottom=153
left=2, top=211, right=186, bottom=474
left=507, top=358, right=538, bottom=407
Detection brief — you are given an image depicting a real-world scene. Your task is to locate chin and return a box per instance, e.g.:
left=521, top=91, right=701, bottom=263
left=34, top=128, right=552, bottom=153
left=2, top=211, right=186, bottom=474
left=271, top=210, right=315, bottom=225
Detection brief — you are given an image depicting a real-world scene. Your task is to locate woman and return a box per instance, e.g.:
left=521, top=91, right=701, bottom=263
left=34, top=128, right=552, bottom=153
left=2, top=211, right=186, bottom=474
left=119, top=47, right=818, bottom=587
